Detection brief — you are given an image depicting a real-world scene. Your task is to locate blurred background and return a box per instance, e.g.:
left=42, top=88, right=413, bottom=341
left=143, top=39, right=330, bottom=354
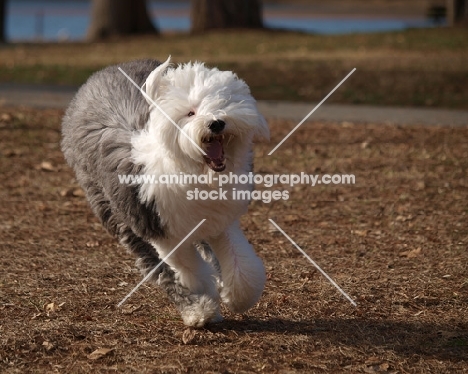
left=0, top=0, right=467, bottom=109
left=0, top=0, right=456, bottom=41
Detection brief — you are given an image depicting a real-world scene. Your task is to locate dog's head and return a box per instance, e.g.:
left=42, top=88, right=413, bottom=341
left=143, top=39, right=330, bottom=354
left=142, top=57, right=269, bottom=173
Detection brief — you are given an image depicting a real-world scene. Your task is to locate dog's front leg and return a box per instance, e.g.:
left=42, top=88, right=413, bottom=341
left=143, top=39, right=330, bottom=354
left=209, top=221, right=266, bottom=314
left=151, top=239, right=222, bottom=327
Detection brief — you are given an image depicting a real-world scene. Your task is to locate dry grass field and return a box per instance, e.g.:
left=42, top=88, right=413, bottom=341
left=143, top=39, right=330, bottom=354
left=0, top=108, right=466, bottom=373
left=0, top=28, right=467, bottom=109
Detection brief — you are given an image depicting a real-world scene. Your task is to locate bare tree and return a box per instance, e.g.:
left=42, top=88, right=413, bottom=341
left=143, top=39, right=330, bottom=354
left=0, top=0, right=5, bottom=43
left=447, top=0, right=468, bottom=26
left=191, top=0, right=263, bottom=33
left=86, top=0, right=158, bottom=41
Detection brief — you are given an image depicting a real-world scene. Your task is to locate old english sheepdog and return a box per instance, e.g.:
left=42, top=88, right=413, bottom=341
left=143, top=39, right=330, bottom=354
left=61, top=58, right=270, bottom=327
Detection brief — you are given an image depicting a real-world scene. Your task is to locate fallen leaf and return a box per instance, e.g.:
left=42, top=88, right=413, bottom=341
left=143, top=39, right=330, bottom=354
left=88, top=348, right=113, bottom=360
left=2, top=148, right=22, bottom=157
left=284, top=215, right=299, bottom=223
left=44, top=302, right=57, bottom=315
left=60, top=188, right=74, bottom=197
left=396, top=214, right=413, bottom=222
left=352, top=230, right=368, bottom=237
left=415, top=181, right=425, bottom=191
left=36, top=203, right=51, bottom=212
left=182, top=328, right=196, bottom=344
left=399, top=247, right=421, bottom=258
left=42, top=341, right=54, bottom=351
left=39, top=161, right=55, bottom=172
left=364, top=362, right=393, bottom=373
left=379, top=363, right=390, bottom=371
left=86, top=241, right=100, bottom=248
left=61, top=187, right=85, bottom=198
left=365, top=357, right=381, bottom=365
left=268, top=223, right=278, bottom=233
left=121, top=305, right=142, bottom=315
left=0, top=113, right=12, bottom=123
left=72, top=188, right=85, bottom=197
left=437, top=330, right=463, bottom=339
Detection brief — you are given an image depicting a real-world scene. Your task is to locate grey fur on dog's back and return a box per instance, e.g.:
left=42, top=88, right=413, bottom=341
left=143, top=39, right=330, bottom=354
left=61, top=59, right=165, bottom=241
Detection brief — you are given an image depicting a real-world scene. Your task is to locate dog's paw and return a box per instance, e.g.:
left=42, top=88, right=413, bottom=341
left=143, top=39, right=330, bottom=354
left=180, top=295, right=223, bottom=328
left=220, top=255, right=266, bottom=314
left=221, top=285, right=263, bottom=314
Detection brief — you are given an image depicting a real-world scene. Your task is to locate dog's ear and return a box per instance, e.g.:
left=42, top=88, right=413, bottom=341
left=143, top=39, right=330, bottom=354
left=144, top=56, right=171, bottom=103
left=253, top=115, right=270, bottom=143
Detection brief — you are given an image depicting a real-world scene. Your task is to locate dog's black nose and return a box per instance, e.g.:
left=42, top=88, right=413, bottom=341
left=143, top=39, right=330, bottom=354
left=209, top=120, right=225, bottom=134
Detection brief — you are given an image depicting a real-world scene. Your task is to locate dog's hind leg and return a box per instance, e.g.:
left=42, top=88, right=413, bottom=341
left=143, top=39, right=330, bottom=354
left=208, top=220, right=266, bottom=314
left=119, top=227, right=168, bottom=284
left=120, top=229, right=222, bottom=327
left=121, top=230, right=222, bottom=326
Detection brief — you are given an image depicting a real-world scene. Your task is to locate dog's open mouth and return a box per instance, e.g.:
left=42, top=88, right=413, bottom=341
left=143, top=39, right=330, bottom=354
left=202, top=134, right=226, bottom=172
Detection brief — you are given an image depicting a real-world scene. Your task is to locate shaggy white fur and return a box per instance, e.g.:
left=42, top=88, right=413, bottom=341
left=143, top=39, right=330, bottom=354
left=62, top=57, right=269, bottom=327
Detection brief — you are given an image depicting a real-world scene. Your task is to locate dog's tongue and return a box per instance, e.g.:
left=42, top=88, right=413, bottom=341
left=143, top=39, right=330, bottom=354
left=205, top=138, right=223, bottom=160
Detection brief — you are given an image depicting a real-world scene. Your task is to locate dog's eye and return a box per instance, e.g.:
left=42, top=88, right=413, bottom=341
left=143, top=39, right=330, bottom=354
left=187, top=111, right=195, bottom=117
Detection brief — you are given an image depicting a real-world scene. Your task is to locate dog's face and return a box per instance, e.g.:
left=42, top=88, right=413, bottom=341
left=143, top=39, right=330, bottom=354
left=143, top=57, right=269, bottom=173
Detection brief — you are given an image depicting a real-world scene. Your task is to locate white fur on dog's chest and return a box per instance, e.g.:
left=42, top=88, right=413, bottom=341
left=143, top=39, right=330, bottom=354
left=144, top=176, right=252, bottom=240
left=153, top=181, right=249, bottom=239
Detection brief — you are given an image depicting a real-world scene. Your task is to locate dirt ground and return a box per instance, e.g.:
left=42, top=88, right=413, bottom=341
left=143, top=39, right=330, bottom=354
left=0, top=108, right=467, bottom=373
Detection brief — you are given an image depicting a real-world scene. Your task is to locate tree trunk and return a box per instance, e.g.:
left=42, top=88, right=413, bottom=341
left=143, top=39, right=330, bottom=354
left=191, top=0, right=263, bottom=33
left=86, top=0, right=158, bottom=41
left=447, top=0, right=468, bottom=26
left=0, top=0, right=6, bottom=43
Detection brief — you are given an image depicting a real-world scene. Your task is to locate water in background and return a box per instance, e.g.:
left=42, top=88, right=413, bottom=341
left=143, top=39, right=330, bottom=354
left=5, top=0, right=443, bottom=42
